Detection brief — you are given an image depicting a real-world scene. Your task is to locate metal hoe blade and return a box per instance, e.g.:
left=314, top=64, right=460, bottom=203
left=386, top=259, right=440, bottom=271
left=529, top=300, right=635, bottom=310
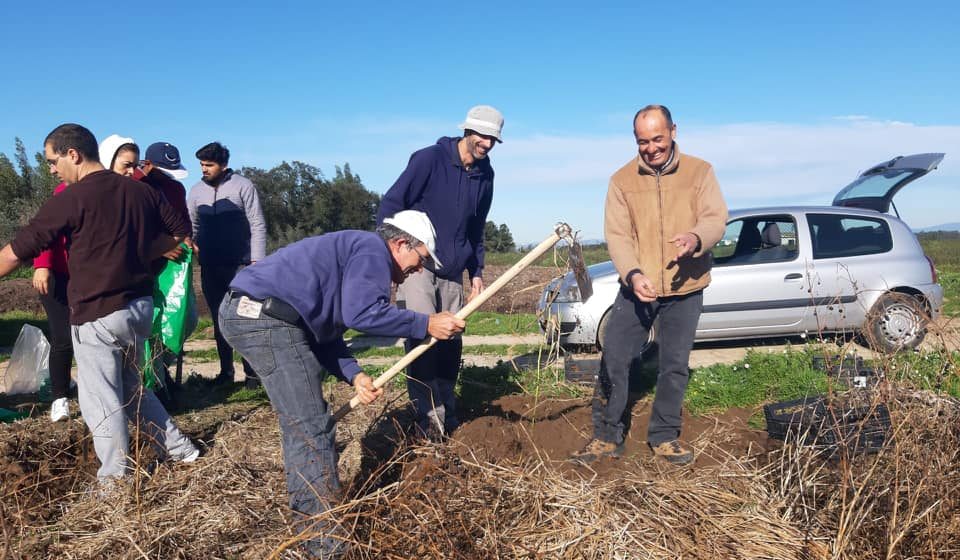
left=560, top=226, right=593, bottom=302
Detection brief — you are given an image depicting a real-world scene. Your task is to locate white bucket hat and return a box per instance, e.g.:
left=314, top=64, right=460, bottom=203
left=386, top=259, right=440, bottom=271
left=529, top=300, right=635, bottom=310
left=98, top=134, right=136, bottom=171
left=383, top=210, right=442, bottom=269
left=458, top=105, right=504, bottom=142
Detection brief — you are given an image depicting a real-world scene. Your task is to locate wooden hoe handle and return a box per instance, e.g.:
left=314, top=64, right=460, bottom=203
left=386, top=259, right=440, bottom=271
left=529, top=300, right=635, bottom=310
left=333, top=223, right=571, bottom=421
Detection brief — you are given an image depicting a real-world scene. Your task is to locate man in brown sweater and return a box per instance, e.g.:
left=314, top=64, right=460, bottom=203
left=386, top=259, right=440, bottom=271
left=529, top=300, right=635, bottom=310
left=0, top=124, right=199, bottom=484
left=574, top=105, right=728, bottom=465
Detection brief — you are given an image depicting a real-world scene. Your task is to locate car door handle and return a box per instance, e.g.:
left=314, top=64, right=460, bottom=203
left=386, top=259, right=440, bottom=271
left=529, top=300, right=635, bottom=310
left=784, top=273, right=803, bottom=281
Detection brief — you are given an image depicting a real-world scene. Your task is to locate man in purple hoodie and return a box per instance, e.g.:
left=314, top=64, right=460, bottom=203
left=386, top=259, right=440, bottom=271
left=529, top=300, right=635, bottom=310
left=376, top=105, right=504, bottom=437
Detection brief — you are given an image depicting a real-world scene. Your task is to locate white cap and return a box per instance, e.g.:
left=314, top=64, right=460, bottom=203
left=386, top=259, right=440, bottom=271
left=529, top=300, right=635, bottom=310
left=98, top=134, right=136, bottom=170
left=458, top=105, right=504, bottom=142
left=383, top=210, right=442, bottom=269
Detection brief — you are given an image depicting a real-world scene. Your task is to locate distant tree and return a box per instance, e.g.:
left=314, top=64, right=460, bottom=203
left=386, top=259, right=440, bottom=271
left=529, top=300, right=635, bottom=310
left=496, top=223, right=515, bottom=252
left=483, top=221, right=500, bottom=252
left=240, top=160, right=380, bottom=252
left=0, top=139, right=58, bottom=244
left=482, top=220, right=515, bottom=252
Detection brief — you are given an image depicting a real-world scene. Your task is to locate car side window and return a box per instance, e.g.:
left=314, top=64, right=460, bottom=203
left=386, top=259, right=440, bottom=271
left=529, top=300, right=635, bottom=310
left=807, top=214, right=892, bottom=259
left=713, top=215, right=798, bottom=266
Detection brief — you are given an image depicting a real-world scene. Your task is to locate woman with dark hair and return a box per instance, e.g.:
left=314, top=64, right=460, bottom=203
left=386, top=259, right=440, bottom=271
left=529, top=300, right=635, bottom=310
left=33, top=182, right=74, bottom=422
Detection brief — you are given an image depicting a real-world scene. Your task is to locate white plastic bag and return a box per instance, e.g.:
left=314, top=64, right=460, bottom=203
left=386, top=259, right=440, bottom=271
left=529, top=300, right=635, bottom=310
left=1, top=324, right=51, bottom=395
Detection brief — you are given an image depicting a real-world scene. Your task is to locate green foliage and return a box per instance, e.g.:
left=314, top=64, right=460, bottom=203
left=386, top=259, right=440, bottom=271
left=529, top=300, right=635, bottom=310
left=483, top=220, right=516, bottom=253
left=239, top=161, right=380, bottom=252
left=0, top=138, right=58, bottom=245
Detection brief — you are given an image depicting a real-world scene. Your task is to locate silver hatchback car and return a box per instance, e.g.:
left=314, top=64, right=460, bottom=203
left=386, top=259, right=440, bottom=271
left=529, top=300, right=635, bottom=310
left=539, top=153, right=945, bottom=353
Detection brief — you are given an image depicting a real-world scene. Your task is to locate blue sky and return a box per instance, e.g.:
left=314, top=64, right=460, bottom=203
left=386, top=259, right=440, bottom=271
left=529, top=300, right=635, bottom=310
left=2, top=1, right=958, bottom=244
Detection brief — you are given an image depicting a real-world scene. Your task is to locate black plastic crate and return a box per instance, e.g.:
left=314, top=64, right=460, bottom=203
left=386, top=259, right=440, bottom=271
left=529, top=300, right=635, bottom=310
left=815, top=403, right=891, bottom=454
left=764, top=396, right=892, bottom=455
left=563, top=356, right=601, bottom=385
left=811, top=355, right=883, bottom=388
left=763, top=396, right=825, bottom=442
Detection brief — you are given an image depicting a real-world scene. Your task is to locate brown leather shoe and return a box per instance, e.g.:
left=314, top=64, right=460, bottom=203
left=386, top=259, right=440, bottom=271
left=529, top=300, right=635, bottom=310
left=571, top=438, right=625, bottom=464
left=649, top=440, right=694, bottom=465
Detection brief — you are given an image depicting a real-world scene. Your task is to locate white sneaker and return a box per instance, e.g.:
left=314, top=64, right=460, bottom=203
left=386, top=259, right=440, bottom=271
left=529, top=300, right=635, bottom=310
left=49, top=397, right=70, bottom=422
left=178, top=446, right=201, bottom=463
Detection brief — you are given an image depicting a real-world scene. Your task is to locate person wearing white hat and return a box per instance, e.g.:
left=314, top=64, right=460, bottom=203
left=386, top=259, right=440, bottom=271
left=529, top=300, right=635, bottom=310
left=218, top=210, right=464, bottom=558
left=98, top=134, right=139, bottom=177
left=376, top=104, right=504, bottom=438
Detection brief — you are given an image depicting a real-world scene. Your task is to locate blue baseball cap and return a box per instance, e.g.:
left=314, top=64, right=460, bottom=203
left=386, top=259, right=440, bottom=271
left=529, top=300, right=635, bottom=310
left=144, top=142, right=188, bottom=180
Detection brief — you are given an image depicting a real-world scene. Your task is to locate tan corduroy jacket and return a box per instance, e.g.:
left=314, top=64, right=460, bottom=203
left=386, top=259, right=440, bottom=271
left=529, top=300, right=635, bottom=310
left=604, top=144, right=728, bottom=297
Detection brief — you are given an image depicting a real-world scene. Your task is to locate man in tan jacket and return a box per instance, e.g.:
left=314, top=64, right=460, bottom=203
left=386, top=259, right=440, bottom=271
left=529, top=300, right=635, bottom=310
left=574, top=105, right=728, bottom=465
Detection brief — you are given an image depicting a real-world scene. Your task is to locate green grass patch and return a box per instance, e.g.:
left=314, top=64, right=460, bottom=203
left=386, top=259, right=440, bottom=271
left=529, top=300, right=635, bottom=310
left=184, top=348, right=222, bottom=363
left=0, top=311, right=48, bottom=348
left=0, top=266, right=34, bottom=281
left=226, top=385, right=270, bottom=404
left=483, top=244, right=611, bottom=267
left=353, top=342, right=543, bottom=359
left=345, top=312, right=540, bottom=340
left=685, top=347, right=829, bottom=416
left=883, top=349, right=960, bottom=398
left=937, top=267, right=960, bottom=317
left=186, top=317, right=214, bottom=340
left=466, top=312, right=539, bottom=335
left=353, top=345, right=406, bottom=359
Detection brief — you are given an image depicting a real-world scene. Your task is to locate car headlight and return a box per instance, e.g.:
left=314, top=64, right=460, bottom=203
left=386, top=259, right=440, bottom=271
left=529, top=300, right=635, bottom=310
left=549, top=275, right=582, bottom=303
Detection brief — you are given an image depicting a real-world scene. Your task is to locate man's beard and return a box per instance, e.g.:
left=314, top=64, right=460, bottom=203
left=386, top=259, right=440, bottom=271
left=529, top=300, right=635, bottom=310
left=202, top=171, right=224, bottom=186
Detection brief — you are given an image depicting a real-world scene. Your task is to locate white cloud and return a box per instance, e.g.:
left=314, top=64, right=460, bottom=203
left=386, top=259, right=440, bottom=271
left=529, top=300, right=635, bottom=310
left=236, top=116, right=960, bottom=244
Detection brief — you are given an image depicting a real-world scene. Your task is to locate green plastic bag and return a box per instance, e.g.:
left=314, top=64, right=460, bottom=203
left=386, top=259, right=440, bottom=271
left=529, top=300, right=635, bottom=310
left=143, top=246, right=196, bottom=389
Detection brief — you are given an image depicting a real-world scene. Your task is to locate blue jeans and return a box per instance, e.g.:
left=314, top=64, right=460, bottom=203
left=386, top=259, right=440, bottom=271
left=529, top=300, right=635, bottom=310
left=218, top=293, right=347, bottom=557
left=593, top=288, right=703, bottom=446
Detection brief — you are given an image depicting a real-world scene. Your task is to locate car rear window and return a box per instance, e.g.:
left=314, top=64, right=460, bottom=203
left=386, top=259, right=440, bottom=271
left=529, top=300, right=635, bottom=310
left=807, top=214, right=892, bottom=259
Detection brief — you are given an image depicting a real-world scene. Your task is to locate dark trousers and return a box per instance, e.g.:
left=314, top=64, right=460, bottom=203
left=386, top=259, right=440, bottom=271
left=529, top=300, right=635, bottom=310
left=592, top=288, right=702, bottom=446
left=201, top=263, right=254, bottom=379
left=218, top=294, right=346, bottom=557
left=38, top=272, right=73, bottom=400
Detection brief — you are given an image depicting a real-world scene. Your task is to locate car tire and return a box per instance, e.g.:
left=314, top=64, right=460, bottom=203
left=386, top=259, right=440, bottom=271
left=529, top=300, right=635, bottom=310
left=863, top=292, right=928, bottom=353
left=597, top=308, right=655, bottom=353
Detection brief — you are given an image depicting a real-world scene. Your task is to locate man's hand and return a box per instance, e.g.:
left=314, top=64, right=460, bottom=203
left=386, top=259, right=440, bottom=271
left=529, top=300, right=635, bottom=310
left=352, top=372, right=383, bottom=404
left=33, top=267, right=53, bottom=295
left=630, top=272, right=658, bottom=302
left=467, top=276, right=484, bottom=302
left=669, top=232, right=699, bottom=259
left=162, top=243, right=186, bottom=261
left=427, top=311, right=466, bottom=339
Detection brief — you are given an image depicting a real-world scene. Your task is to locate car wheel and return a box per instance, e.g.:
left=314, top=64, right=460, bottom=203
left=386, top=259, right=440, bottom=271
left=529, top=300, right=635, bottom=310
left=863, top=292, right=928, bottom=353
left=597, top=308, right=655, bottom=353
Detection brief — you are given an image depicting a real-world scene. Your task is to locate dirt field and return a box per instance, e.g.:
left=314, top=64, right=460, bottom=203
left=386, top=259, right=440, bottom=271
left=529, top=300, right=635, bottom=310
left=0, top=264, right=560, bottom=317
